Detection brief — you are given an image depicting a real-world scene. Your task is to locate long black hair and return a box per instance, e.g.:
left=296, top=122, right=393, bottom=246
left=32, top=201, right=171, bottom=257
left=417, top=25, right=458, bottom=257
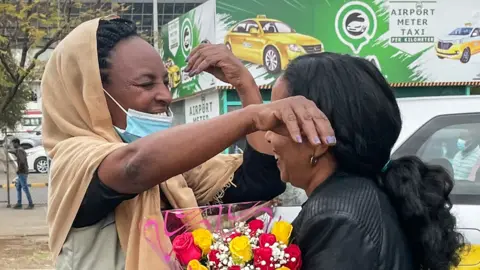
left=283, top=52, right=465, bottom=270
left=96, top=18, right=137, bottom=84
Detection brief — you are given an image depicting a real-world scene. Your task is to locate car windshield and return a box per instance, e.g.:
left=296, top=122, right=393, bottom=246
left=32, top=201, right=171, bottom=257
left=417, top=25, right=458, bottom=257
left=449, top=27, right=473, bottom=35
left=260, top=21, right=295, bottom=33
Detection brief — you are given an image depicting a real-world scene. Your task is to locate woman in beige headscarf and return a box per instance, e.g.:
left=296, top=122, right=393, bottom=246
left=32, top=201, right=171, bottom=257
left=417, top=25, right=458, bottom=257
left=42, top=16, right=336, bottom=269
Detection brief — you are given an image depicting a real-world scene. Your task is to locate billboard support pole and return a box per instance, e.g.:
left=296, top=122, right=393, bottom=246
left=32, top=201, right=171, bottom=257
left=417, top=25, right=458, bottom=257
left=3, top=129, right=11, bottom=208
left=153, top=0, right=159, bottom=50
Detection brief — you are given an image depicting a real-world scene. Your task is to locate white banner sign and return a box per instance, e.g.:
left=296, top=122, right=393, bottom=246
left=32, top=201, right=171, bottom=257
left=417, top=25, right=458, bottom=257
left=184, top=91, right=220, bottom=123
left=168, top=18, right=180, bottom=56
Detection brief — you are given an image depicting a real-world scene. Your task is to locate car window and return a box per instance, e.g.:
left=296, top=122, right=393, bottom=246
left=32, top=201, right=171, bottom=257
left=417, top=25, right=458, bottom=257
left=260, top=21, right=294, bottom=33
left=245, top=21, right=259, bottom=33
left=417, top=123, right=480, bottom=179
left=392, top=113, right=480, bottom=204
left=449, top=27, right=473, bottom=35
left=472, top=28, right=480, bottom=37
left=232, top=22, right=247, bottom=33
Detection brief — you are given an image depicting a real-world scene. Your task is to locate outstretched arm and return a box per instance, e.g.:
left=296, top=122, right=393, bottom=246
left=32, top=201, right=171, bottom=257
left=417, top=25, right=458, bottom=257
left=99, top=96, right=334, bottom=195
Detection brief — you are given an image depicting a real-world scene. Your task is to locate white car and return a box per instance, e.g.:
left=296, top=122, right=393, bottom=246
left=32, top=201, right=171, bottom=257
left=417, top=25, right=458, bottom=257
left=2, top=125, right=42, bottom=150
left=11, top=125, right=43, bottom=149
left=391, top=95, right=480, bottom=268
left=346, top=21, right=367, bottom=33
left=26, top=146, right=49, bottom=174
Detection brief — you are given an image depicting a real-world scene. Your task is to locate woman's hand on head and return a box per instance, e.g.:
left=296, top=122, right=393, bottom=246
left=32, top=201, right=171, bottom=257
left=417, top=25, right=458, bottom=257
left=253, top=96, right=336, bottom=146
left=185, top=43, right=254, bottom=89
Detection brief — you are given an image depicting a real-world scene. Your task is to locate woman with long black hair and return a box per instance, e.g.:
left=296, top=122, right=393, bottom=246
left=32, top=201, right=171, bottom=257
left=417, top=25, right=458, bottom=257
left=257, top=53, right=466, bottom=269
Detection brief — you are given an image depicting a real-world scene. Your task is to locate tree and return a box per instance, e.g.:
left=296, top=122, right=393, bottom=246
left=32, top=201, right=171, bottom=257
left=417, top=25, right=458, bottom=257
left=0, top=0, right=126, bottom=130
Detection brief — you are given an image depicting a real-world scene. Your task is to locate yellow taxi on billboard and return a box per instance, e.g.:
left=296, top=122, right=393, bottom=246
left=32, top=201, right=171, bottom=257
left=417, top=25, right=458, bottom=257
left=224, top=15, right=324, bottom=73
left=436, top=23, right=480, bottom=64
left=165, top=58, right=181, bottom=88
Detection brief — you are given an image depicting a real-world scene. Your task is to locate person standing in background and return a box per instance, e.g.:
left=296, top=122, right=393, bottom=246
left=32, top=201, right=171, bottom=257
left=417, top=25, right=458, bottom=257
left=452, top=130, right=480, bottom=180
left=10, top=138, right=34, bottom=209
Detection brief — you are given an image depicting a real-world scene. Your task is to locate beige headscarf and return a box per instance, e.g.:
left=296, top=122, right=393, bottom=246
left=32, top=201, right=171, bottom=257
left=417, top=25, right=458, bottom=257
left=42, top=17, right=242, bottom=269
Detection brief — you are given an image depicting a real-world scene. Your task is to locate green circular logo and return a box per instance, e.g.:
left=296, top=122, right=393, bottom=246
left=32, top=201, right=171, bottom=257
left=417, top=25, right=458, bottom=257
left=181, top=18, right=193, bottom=58
left=335, top=1, right=377, bottom=54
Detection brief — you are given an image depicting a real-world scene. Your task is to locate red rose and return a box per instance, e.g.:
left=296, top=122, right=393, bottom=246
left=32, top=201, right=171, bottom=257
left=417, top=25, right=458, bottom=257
left=208, top=249, right=220, bottom=266
left=248, top=219, right=265, bottom=235
left=284, top=244, right=302, bottom=270
left=228, top=266, right=241, bottom=270
left=258, top=233, right=277, bottom=248
left=172, top=232, right=202, bottom=266
left=253, top=247, right=274, bottom=270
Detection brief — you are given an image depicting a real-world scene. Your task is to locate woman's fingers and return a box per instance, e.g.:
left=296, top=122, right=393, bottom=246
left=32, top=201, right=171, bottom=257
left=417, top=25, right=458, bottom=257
left=280, top=106, right=303, bottom=143
left=306, top=102, right=336, bottom=146
left=185, top=44, right=224, bottom=73
left=186, top=48, right=214, bottom=75
left=276, top=96, right=336, bottom=146
left=291, top=100, right=322, bottom=146
left=185, top=44, right=206, bottom=72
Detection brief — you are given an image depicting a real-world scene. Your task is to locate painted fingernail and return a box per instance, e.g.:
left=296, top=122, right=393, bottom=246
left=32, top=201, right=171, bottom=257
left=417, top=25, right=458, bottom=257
left=326, top=136, right=336, bottom=145
left=186, top=55, right=190, bottom=62
left=314, top=137, right=321, bottom=144
left=296, top=135, right=303, bottom=143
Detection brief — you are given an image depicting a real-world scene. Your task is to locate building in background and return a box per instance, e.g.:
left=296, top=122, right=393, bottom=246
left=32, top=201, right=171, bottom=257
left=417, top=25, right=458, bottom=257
left=64, top=0, right=207, bottom=42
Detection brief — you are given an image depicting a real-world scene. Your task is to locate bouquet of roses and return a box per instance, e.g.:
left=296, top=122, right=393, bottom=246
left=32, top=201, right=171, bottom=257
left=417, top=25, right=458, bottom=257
left=172, top=218, right=302, bottom=270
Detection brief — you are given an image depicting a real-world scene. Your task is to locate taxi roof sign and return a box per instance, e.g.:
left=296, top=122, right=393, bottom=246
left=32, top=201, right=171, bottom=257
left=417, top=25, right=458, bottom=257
left=465, top=22, right=472, bottom=26
left=257, top=15, right=267, bottom=19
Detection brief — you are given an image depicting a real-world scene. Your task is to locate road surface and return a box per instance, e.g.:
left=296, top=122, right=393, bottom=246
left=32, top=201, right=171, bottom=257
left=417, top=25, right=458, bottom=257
left=0, top=173, right=48, bottom=205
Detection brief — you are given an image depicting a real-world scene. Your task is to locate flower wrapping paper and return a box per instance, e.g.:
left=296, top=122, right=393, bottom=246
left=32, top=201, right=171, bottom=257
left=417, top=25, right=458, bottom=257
left=142, top=201, right=303, bottom=270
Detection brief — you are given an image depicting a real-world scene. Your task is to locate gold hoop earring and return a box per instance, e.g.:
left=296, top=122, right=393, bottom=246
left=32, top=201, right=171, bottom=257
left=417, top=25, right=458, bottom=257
left=310, top=155, right=319, bottom=166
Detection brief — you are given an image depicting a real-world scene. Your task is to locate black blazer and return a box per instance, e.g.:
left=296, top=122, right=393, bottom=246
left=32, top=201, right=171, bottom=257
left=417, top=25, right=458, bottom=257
left=291, top=171, right=414, bottom=270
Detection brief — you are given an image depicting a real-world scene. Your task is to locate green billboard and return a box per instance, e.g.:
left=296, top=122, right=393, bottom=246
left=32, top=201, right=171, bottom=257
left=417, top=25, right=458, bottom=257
left=313, top=0, right=480, bottom=87
left=161, top=0, right=480, bottom=99
left=160, top=0, right=217, bottom=99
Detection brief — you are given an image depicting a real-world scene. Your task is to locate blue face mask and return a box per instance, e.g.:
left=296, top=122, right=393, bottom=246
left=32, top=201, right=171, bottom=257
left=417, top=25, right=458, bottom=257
left=104, top=90, right=174, bottom=143
left=457, top=138, right=466, bottom=151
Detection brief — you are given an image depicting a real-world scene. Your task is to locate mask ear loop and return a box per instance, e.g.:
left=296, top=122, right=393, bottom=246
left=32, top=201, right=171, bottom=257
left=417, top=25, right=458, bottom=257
left=103, top=89, right=128, bottom=115
left=167, top=106, right=174, bottom=117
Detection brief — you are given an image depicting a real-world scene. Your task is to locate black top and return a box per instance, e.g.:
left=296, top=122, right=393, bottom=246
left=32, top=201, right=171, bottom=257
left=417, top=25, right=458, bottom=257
left=291, top=171, right=414, bottom=270
left=73, top=143, right=285, bottom=228
left=10, top=147, right=28, bottom=174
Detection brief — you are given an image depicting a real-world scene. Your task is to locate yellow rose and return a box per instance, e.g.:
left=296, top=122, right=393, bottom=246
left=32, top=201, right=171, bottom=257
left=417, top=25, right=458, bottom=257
left=276, top=267, right=291, bottom=270
left=187, top=259, right=208, bottom=270
left=192, top=228, right=213, bottom=255
left=229, top=236, right=253, bottom=264
left=271, top=221, right=293, bottom=244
